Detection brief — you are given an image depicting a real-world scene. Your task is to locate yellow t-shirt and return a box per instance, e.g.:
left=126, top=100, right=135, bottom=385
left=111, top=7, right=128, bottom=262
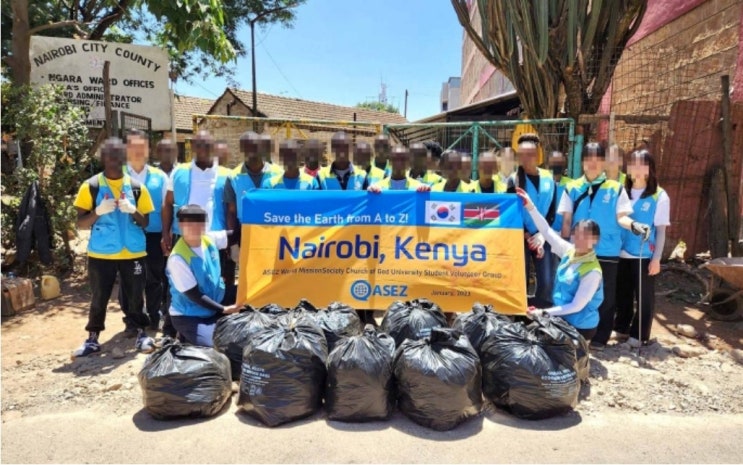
left=74, top=177, right=155, bottom=259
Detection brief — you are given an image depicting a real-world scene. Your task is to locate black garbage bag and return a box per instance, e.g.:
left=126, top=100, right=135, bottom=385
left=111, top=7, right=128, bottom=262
left=138, top=342, right=232, bottom=420
left=212, top=305, right=276, bottom=380
left=452, top=303, right=512, bottom=354
left=393, top=327, right=482, bottom=431
left=325, top=324, right=396, bottom=422
left=258, top=302, right=288, bottom=316
left=381, top=298, right=448, bottom=347
left=315, top=301, right=363, bottom=352
left=237, top=316, right=328, bottom=427
left=481, top=320, right=579, bottom=420
left=527, top=314, right=590, bottom=382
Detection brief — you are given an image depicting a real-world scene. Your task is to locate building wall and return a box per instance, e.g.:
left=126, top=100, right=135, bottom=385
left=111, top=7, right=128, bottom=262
left=460, top=1, right=514, bottom=106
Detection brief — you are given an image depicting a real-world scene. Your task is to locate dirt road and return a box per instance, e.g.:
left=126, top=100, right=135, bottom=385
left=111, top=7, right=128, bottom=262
left=3, top=408, right=742, bottom=463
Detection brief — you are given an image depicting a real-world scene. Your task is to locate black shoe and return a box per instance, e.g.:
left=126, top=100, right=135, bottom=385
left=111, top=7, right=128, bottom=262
left=123, top=325, right=139, bottom=338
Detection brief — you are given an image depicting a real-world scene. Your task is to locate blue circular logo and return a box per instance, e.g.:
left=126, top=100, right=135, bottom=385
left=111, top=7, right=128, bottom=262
left=350, top=279, right=371, bottom=301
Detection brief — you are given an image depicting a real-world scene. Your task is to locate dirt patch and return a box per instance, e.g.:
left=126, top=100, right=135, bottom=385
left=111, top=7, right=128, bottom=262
left=2, top=260, right=742, bottom=423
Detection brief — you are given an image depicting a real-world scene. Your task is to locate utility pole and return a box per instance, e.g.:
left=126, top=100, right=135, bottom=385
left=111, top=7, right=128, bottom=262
left=404, top=89, right=409, bottom=118
left=249, top=3, right=300, bottom=116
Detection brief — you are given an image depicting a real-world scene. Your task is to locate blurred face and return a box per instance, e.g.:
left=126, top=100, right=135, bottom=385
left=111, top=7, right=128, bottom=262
left=258, top=135, right=273, bottom=161
left=214, top=143, right=229, bottom=165
left=390, top=149, right=409, bottom=175
left=305, top=149, right=320, bottom=170
left=280, top=149, right=299, bottom=170
left=374, top=139, right=390, bottom=163
left=240, top=137, right=260, bottom=164
left=156, top=142, right=177, bottom=165
left=410, top=147, right=428, bottom=170
left=606, top=146, right=621, bottom=172
left=582, top=154, right=604, bottom=180
left=192, top=132, right=214, bottom=163
left=478, top=154, right=497, bottom=178
left=500, top=148, right=516, bottom=175
left=518, top=143, right=538, bottom=170
left=573, top=223, right=599, bottom=253
left=442, top=154, right=462, bottom=179
left=181, top=221, right=206, bottom=244
left=627, top=155, right=650, bottom=182
left=461, top=156, right=472, bottom=180
left=102, top=144, right=126, bottom=172
left=126, top=134, right=148, bottom=166
left=332, top=139, right=350, bottom=162
left=353, top=144, right=371, bottom=167
left=549, top=152, right=566, bottom=176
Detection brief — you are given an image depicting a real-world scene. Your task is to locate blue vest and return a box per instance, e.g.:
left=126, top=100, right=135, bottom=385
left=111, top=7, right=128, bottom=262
left=553, top=251, right=603, bottom=329
left=622, top=188, right=665, bottom=257
left=517, top=168, right=556, bottom=234
left=372, top=176, right=422, bottom=191
left=126, top=165, right=167, bottom=233
left=319, top=165, right=367, bottom=191
left=87, top=174, right=146, bottom=256
left=552, top=176, right=572, bottom=232
left=171, top=164, right=230, bottom=235
left=566, top=177, right=624, bottom=257
left=230, top=163, right=282, bottom=220
left=168, top=237, right=225, bottom=318
left=263, top=172, right=318, bottom=190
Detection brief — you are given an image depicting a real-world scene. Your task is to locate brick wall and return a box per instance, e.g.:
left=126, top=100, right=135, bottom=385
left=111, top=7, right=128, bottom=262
left=611, top=0, right=741, bottom=149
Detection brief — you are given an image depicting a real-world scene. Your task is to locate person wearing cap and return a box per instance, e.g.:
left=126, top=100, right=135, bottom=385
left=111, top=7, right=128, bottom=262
left=119, top=129, right=170, bottom=335
left=263, top=139, right=319, bottom=190
left=507, top=133, right=558, bottom=308
left=166, top=205, right=239, bottom=346
left=163, top=130, right=234, bottom=306
left=71, top=138, right=157, bottom=358
left=476, top=151, right=506, bottom=193
left=352, top=141, right=387, bottom=188
left=558, top=142, right=651, bottom=350
left=318, top=131, right=367, bottom=190
left=408, top=142, right=443, bottom=186
left=432, top=150, right=479, bottom=192
left=368, top=146, right=430, bottom=192
left=373, top=134, right=392, bottom=177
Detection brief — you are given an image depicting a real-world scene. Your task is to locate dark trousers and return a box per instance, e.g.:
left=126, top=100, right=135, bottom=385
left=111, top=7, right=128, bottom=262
left=525, top=241, right=554, bottom=308
left=171, top=314, right=221, bottom=347
left=86, top=257, right=148, bottom=333
left=593, top=257, right=619, bottom=345
left=220, top=249, right=237, bottom=306
left=161, top=233, right=180, bottom=337
left=577, top=327, right=598, bottom=341
left=120, top=233, right=165, bottom=328
left=615, top=258, right=655, bottom=342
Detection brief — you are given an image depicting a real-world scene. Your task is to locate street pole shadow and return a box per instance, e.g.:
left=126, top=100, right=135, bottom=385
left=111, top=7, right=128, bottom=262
left=131, top=397, right=233, bottom=432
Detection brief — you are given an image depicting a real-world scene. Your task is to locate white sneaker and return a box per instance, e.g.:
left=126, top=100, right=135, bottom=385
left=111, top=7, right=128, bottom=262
left=135, top=332, right=156, bottom=354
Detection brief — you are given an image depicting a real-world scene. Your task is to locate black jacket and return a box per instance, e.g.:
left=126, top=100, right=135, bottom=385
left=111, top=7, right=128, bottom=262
left=15, top=180, right=53, bottom=265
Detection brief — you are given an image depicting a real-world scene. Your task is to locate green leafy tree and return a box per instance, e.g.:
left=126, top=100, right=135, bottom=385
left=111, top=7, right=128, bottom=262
left=1, top=0, right=305, bottom=85
left=1, top=84, right=92, bottom=273
left=451, top=0, right=646, bottom=120
left=356, top=101, right=400, bottom=114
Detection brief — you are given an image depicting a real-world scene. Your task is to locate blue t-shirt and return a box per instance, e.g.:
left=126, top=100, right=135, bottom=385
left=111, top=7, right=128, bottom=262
left=390, top=178, right=408, bottom=190
left=282, top=177, right=299, bottom=190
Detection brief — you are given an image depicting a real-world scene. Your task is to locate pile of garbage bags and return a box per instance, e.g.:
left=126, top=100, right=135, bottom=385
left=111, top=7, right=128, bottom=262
left=138, top=299, right=589, bottom=428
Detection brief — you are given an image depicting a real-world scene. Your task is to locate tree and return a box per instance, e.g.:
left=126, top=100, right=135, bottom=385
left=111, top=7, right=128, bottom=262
left=451, top=1, right=647, bottom=121
left=1, top=0, right=305, bottom=86
left=1, top=84, right=92, bottom=273
left=356, top=101, right=400, bottom=114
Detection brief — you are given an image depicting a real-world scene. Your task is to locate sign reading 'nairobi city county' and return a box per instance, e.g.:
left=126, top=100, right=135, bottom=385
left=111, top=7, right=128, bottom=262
left=29, top=36, right=171, bottom=130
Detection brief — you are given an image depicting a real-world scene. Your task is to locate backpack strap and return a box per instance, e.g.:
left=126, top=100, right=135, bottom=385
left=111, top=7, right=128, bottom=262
left=573, top=179, right=606, bottom=215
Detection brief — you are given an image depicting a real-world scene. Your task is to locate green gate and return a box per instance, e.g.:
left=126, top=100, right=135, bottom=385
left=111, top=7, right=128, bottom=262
left=383, top=118, right=582, bottom=179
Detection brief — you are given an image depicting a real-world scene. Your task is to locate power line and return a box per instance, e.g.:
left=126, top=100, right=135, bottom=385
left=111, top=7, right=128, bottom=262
left=260, top=43, right=303, bottom=99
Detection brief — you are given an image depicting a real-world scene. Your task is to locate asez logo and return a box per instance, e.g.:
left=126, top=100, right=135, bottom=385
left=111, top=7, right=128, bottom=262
left=350, top=279, right=408, bottom=302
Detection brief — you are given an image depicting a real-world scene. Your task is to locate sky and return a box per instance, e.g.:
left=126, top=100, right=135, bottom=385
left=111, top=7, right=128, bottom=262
left=174, top=0, right=465, bottom=122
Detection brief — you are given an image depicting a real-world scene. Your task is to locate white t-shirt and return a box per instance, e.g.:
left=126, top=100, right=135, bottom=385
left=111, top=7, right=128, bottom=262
left=167, top=231, right=228, bottom=316
left=619, top=188, right=671, bottom=259
left=167, top=161, right=218, bottom=230
left=128, top=164, right=167, bottom=205
left=557, top=181, right=633, bottom=217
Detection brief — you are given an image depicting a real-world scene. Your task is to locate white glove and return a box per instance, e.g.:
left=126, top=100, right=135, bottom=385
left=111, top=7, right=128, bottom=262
left=117, top=197, right=137, bottom=215
left=527, top=232, right=545, bottom=250
left=95, top=197, right=117, bottom=216
left=230, top=244, right=240, bottom=263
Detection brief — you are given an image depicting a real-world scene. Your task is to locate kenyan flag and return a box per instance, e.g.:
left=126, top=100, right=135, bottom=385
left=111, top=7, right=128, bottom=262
left=463, top=203, right=500, bottom=226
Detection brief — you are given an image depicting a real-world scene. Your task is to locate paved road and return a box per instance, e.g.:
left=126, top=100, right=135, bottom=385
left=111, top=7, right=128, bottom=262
left=3, top=407, right=741, bottom=463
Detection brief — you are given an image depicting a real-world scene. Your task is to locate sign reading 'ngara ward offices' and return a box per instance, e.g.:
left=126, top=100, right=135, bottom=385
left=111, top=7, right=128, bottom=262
left=29, top=36, right=170, bottom=130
